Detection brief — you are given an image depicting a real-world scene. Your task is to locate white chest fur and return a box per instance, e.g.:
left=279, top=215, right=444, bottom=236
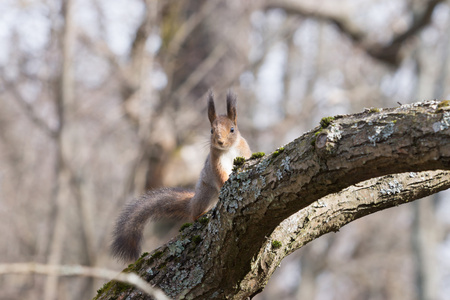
left=219, top=146, right=241, bottom=176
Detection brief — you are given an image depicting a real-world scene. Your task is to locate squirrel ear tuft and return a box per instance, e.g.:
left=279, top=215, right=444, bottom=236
left=226, top=90, right=237, bottom=125
left=208, top=90, right=217, bottom=124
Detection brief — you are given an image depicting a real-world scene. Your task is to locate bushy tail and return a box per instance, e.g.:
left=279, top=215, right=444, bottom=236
left=111, top=187, right=194, bottom=262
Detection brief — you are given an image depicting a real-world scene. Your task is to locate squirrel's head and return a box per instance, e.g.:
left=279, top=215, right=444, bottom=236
left=208, top=90, right=239, bottom=150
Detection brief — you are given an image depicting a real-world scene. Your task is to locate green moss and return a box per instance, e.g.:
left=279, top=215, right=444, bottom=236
left=133, top=252, right=148, bottom=267
left=148, top=250, right=164, bottom=264
left=157, top=263, right=167, bottom=270
left=369, top=107, right=380, bottom=113
left=95, top=282, right=113, bottom=297
left=233, top=156, right=246, bottom=172
left=310, top=138, right=316, bottom=146
left=133, top=252, right=150, bottom=269
left=121, top=262, right=135, bottom=273
left=192, top=235, right=202, bottom=245
left=437, top=100, right=450, bottom=112
left=151, top=251, right=163, bottom=259
left=94, top=280, right=132, bottom=299
left=272, top=147, right=285, bottom=158
left=115, top=281, right=132, bottom=293
left=233, top=156, right=246, bottom=166
left=314, top=128, right=323, bottom=136
left=250, top=152, right=265, bottom=159
left=94, top=276, right=136, bottom=298
left=320, top=116, right=334, bottom=128
left=179, top=223, right=192, bottom=232
left=271, top=240, right=282, bottom=250
left=198, top=216, right=209, bottom=224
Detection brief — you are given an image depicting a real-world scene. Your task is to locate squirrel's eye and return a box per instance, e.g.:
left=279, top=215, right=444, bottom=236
left=211, top=128, right=213, bottom=134
left=230, top=127, right=235, bottom=133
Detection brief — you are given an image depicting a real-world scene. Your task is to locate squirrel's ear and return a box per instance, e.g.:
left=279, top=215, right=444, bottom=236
left=226, top=91, right=237, bottom=125
left=208, top=90, right=217, bottom=124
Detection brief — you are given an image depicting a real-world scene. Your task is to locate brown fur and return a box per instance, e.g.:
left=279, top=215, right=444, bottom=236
left=111, top=188, right=194, bottom=261
left=111, top=91, right=251, bottom=262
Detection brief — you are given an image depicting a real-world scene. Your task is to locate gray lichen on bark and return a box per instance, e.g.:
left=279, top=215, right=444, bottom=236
left=95, top=100, right=450, bottom=300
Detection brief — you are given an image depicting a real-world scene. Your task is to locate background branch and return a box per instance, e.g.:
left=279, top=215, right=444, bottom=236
left=265, top=0, right=444, bottom=65
left=0, top=263, right=169, bottom=300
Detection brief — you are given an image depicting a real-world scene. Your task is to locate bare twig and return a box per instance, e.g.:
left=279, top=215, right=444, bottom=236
left=173, top=42, right=228, bottom=102
left=0, top=77, right=56, bottom=138
left=265, top=0, right=445, bottom=65
left=0, top=263, right=170, bottom=300
left=166, top=0, right=220, bottom=57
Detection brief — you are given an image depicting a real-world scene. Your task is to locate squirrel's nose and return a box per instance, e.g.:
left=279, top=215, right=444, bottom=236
left=218, top=140, right=224, bottom=146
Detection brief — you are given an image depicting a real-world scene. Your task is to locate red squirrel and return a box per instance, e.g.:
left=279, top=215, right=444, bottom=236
left=111, top=91, right=251, bottom=261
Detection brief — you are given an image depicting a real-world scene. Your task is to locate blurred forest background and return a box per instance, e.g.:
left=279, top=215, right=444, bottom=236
left=0, top=0, right=450, bottom=299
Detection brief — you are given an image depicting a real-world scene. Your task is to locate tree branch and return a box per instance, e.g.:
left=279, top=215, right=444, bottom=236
left=0, top=263, right=169, bottom=300
left=97, top=100, right=450, bottom=299
left=236, top=170, right=450, bottom=298
left=368, top=0, right=444, bottom=65
left=265, top=0, right=444, bottom=65
left=0, top=77, right=57, bottom=138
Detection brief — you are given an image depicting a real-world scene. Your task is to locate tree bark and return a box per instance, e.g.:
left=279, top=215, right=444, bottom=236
left=95, top=100, right=450, bottom=299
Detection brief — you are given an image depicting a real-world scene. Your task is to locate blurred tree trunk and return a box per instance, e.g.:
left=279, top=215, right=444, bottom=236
left=95, top=100, right=450, bottom=299
left=411, top=19, right=450, bottom=297
left=120, top=0, right=222, bottom=192
left=125, top=0, right=253, bottom=192
left=413, top=197, right=438, bottom=300
left=44, top=1, right=76, bottom=299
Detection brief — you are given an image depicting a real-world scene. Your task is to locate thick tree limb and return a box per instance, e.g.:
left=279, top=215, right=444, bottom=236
left=236, top=170, right=450, bottom=298
left=96, top=100, right=450, bottom=299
